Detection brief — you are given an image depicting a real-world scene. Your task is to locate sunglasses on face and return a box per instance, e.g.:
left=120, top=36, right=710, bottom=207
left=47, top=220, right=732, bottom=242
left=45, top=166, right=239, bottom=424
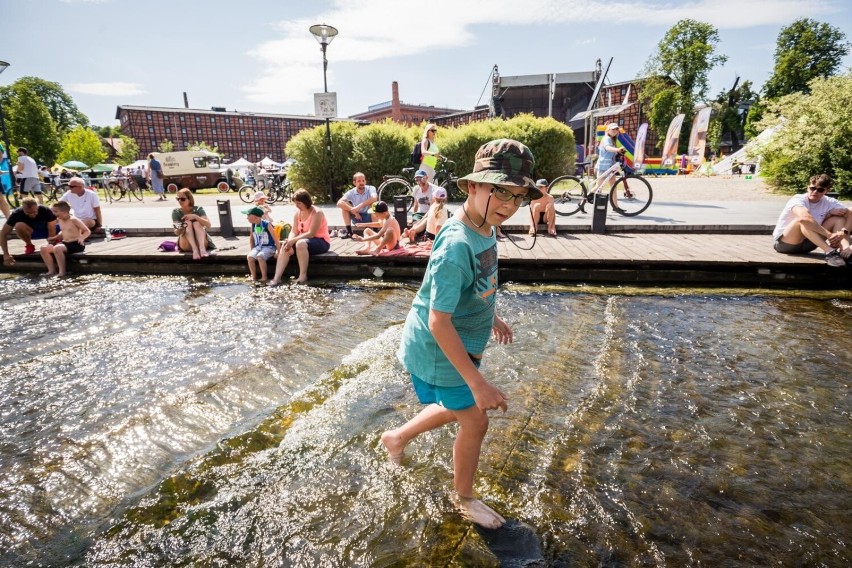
left=490, top=185, right=530, bottom=207
left=807, top=185, right=827, bottom=193
left=176, top=197, right=188, bottom=202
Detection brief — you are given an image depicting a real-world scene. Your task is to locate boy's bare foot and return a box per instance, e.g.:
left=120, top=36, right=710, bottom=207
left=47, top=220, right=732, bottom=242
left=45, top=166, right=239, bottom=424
left=41, top=271, right=57, bottom=277
left=380, top=430, right=406, bottom=465
left=355, top=248, right=372, bottom=255
left=267, top=279, right=281, bottom=287
left=453, top=495, right=506, bottom=529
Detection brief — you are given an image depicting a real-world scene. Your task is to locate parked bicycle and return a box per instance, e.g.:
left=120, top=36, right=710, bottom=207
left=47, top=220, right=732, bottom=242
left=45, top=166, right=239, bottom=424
left=550, top=154, right=653, bottom=217
left=239, top=171, right=291, bottom=204
left=378, top=156, right=459, bottom=209
left=108, top=175, right=144, bottom=202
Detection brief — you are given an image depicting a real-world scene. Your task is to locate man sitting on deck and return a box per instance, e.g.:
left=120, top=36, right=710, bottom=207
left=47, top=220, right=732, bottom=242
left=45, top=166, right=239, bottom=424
left=772, top=174, right=852, bottom=267
left=336, top=172, right=377, bottom=239
left=59, top=177, right=102, bottom=232
left=1, top=197, right=58, bottom=263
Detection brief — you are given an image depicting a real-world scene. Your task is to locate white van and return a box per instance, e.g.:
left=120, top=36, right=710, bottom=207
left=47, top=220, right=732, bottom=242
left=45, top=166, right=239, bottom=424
left=152, top=150, right=230, bottom=193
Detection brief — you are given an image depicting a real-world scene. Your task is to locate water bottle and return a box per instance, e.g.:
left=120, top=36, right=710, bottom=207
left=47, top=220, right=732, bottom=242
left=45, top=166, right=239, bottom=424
left=104, top=225, right=111, bottom=242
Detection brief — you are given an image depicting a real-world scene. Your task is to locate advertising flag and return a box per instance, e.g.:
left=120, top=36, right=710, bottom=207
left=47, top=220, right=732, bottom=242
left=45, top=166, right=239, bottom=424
left=660, top=114, right=685, bottom=167
left=633, top=123, right=648, bottom=168
left=687, top=107, right=712, bottom=167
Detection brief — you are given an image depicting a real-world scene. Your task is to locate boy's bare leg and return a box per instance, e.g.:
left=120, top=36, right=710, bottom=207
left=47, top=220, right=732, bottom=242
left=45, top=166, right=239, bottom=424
left=356, top=228, right=376, bottom=254
left=381, top=404, right=455, bottom=465
left=54, top=245, right=68, bottom=276
left=451, top=405, right=505, bottom=528
left=39, top=244, right=57, bottom=276
left=258, top=258, right=268, bottom=281
left=247, top=255, right=258, bottom=280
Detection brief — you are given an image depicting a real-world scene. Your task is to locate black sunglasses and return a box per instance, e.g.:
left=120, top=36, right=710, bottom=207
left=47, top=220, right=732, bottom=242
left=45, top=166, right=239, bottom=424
left=807, top=185, right=827, bottom=193
left=176, top=197, right=188, bottom=201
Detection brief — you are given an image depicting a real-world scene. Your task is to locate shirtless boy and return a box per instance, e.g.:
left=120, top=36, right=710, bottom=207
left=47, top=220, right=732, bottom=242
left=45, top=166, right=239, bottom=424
left=39, top=201, right=91, bottom=276
left=353, top=201, right=401, bottom=255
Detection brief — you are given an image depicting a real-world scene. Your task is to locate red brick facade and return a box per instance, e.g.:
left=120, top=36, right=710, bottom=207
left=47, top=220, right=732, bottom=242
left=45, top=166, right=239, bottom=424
left=592, top=80, right=660, bottom=157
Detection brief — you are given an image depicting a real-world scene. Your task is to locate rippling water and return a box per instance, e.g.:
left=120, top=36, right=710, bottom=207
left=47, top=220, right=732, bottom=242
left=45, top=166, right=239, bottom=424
left=0, top=274, right=850, bottom=566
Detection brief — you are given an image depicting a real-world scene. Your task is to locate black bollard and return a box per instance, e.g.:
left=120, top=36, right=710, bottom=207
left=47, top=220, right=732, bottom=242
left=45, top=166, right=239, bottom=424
left=393, top=195, right=409, bottom=230
left=591, top=191, right=609, bottom=234
left=217, top=199, right=235, bottom=238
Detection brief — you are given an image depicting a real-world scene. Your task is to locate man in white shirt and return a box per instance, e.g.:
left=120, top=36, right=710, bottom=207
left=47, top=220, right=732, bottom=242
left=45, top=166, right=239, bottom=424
left=16, top=148, right=43, bottom=204
left=411, top=169, right=439, bottom=222
left=336, top=172, right=377, bottom=238
left=772, top=174, right=852, bottom=267
left=59, top=176, right=102, bottom=231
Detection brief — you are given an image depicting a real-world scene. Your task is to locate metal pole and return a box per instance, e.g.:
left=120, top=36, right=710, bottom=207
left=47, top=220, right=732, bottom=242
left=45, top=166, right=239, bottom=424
left=322, top=43, right=334, bottom=203
left=0, top=99, right=14, bottom=193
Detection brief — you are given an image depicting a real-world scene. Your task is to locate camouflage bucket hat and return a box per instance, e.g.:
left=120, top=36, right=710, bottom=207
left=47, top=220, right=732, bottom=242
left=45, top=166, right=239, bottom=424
left=457, top=139, right=542, bottom=201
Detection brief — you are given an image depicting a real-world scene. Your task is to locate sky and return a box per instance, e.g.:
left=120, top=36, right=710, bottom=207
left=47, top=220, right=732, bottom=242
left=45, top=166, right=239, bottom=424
left=3, top=0, right=851, bottom=128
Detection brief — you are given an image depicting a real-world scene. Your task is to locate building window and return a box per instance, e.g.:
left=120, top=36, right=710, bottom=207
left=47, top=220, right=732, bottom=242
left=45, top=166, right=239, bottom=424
left=225, top=117, right=230, bottom=123
left=620, top=86, right=627, bottom=96
left=151, top=139, right=157, bottom=146
left=165, top=127, right=171, bottom=133
left=226, top=129, right=231, bottom=135
left=146, top=113, right=152, bottom=120
left=241, top=141, right=246, bottom=147
left=618, top=118, right=625, bottom=126
left=163, top=115, right=169, bottom=121
left=148, top=126, right=154, bottom=133
left=195, top=116, right=200, bottom=122
left=239, top=119, right=243, bottom=124
left=212, top=128, right=217, bottom=134
left=181, top=128, right=187, bottom=134
left=252, top=119, right=257, bottom=124
left=240, top=130, right=245, bottom=135
left=179, top=115, right=185, bottom=121
left=211, top=117, right=215, bottom=123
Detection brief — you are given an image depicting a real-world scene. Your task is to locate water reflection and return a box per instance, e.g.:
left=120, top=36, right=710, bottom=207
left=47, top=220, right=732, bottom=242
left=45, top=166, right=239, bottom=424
left=0, top=275, right=849, bottom=566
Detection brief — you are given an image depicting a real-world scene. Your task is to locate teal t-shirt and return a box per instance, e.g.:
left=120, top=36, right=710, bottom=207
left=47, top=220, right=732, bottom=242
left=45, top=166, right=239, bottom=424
left=397, top=217, right=498, bottom=387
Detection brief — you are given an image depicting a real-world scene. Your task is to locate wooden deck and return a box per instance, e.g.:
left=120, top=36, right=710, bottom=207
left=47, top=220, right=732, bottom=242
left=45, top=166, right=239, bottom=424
left=2, top=232, right=849, bottom=288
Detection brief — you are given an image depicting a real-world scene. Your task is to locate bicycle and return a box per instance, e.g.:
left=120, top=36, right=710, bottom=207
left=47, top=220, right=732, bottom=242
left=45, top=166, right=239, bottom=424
left=265, top=173, right=292, bottom=204
left=1, top=171, right=20, bottom=209
left=377, top=156, right=458, bottom=209
left=550, top=154, right=653, bottom=217
left=107, top=175, right=144, bottom=202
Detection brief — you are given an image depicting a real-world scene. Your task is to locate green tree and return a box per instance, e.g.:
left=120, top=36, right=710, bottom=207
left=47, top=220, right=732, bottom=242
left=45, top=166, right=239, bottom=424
left=189, top=141, right=220, bottom=154
left=4, top=84, right=61, bottom=165
left=756, top=72, right=852, bottom=195
left=158, top=139, right=174, bottom=152
left=0, top=77, right=88, bottom=132
left=707, top=79, right=758, bottom=153
left=115, top=135, right=140, bottom=166
left=58, top=126, right=107, bottom=167
left=639, top=19, right=728, bottom=151
left=93, top=125, right=122, bottom=138
left=763, top=18, right=850, bottom=99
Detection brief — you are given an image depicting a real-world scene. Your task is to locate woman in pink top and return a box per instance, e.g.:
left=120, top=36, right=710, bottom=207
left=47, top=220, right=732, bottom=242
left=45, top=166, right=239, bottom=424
left=269, top=189, right=331, bottom=285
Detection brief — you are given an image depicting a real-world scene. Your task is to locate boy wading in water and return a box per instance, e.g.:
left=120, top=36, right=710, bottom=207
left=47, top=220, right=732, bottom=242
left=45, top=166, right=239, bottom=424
left=382, top=139, right=541, bottom=529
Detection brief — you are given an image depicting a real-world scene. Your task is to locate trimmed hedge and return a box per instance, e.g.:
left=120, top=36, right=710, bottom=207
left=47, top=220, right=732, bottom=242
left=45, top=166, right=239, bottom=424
left=286, top=114, right=576, bottom=203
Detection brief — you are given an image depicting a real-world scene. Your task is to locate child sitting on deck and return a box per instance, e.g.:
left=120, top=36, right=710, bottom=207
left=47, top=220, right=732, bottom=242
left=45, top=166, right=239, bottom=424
left=353, top=201, right=401, bottom=255
left=39, top=201, right=90, bottom=276
left=404, top=187, right=449, bottom=243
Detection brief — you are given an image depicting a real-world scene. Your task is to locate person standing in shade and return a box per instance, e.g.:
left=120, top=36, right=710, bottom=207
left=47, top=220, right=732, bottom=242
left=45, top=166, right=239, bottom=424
left=147, top=153, right=166, bottom=201
left=16, top=148, right=43, bottom=204
left=418, top=123, right=441, bottom=182
left=381, top=139, right=541, bottom=529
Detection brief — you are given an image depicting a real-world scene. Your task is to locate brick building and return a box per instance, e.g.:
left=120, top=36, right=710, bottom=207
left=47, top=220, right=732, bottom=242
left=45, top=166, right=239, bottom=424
left=349, top=81, right=464, bottom=125
left=115, top=105, right=332, bottom=162
left=584, top=78, right=661, bottom=159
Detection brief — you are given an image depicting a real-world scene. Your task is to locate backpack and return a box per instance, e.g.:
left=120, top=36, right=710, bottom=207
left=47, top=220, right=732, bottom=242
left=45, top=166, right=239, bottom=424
left=158, top=240, right=177, bottom=252
left=410, top=141, right=423, bottom=166
left=271, top=222, right=291, bottom=241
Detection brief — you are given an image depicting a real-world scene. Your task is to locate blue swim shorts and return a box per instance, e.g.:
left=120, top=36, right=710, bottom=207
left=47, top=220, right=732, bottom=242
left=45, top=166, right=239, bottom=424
left=410, top=374, right=475, bottom=411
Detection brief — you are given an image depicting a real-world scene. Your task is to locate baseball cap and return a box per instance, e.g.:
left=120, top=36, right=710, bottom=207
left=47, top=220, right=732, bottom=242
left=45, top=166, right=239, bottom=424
left=535, top=179, right=547, bottom=187
left=433, top=187, right=447, bottom=199
left=372, top=201, right=389, bottom=213
left=241, top=206, right=265, bottom=217
left=252, top=191, right=267, bottom=202
left=606, top=122, right=620, bottom=131
left=414, top=169, right=428, bottom=179
left=457, top=139, right=541, bottom=201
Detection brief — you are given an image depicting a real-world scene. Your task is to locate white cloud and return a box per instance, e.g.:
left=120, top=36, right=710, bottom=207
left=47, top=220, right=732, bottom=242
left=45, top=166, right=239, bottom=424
left=68, top=82, right=147, bottom=96
left=241, top=0, right=840, bottom=105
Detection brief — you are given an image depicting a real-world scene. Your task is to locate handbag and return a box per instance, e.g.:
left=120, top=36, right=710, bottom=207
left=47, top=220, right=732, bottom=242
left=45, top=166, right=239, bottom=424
left=156, top=169, right=164, bottom=179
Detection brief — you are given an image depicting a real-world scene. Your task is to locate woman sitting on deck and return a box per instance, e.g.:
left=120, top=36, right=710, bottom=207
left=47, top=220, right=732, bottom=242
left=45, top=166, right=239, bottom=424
left=171, top=188, right=215, bottom=259
left=269, top=189, right=330, bottom=286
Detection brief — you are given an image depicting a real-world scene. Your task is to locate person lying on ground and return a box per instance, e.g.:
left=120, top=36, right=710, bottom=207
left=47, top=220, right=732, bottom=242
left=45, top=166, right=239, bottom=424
left=39, top=201, right=90, bottom=277
left=353, top=201, right=400, bottom=255
left=1, top=197, right=58, bottom=263
left=172, top=188, right=215, bottom=260
left=772, top=173, right=852, bottom=267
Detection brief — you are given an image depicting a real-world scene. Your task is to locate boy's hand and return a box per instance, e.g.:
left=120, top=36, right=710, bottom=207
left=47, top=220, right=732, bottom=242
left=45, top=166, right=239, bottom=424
left=492, top=315, right=513, bottom=345
left=471, top=380, right=508, bottom=413
left=77, top=237, right=85, bottom=245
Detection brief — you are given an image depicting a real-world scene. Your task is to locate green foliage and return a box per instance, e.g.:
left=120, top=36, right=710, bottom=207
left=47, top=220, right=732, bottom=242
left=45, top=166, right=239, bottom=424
left=58, top=126, right=107, bottom=167
left=115, top=135, right=140, bottom=166
left=189, top=141, right=220, bottom=154
left=743, top=100, right=765, bottom=139
left=707, top=80, right=758, bottom=153
left=640, top=19, right=727, bottom=151
left=93, top=124, right=122, bottom=138
left=763, top=18, right=850, bottom=99
left=285, top=121, right=359, bottom=203
left=158, top=139, right=175, bottom=152
left=0, top=76, right=88, bottom=132
left=756, top=73, right=852, bottom=196
left=4, top=84, right=61, bottom=165
left=350, top=120, right=413, bottom=185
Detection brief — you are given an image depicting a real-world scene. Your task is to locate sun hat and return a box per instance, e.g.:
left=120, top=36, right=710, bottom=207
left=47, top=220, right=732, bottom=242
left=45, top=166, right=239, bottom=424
left=535, top=179, right=547, bottom=187
left=433, top=187, right=447, bottom=199
left=606, top=122, right=620, bottom=131
left=457, top=138, right=541, bottom=201
left=252, top=191, right=267, bottom=202
left=372, top=201, right=389, bottom=213
left=414, top=169, right=428, bottom=179
left=241, top=206, right=265, bottom=217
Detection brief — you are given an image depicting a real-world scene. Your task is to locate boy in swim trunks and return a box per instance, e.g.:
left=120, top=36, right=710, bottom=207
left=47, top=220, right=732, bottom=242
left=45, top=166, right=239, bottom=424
left=39, top=201, right=91, bottom=276
left=353, top=201, right=401, bottom=255
left=381, top=139, right=541, bottom=529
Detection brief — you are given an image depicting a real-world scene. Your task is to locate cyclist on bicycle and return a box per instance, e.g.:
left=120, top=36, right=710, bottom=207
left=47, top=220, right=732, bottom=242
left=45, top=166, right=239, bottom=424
left=596, top=123, right=626, bottom=177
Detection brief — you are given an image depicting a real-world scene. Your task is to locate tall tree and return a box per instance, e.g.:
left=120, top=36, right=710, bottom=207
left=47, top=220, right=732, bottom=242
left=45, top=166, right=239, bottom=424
left=4, top=85, right=62, bottom=165
left=707, top=79, right=758, bottom=153
left=763, top=19, right=850, bottom=99
left=115, top=135, right=140, bottom=166
left=0, top=77, right=88, bottom=132
left=58, top=126, right=107, bottom=167
left=639, top=19, right=727, bottom=150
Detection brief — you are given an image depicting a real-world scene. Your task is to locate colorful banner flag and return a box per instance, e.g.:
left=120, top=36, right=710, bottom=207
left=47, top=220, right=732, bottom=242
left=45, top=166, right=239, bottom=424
left=660, top=114, right=685, bottom=167
left=633, top=123, right=648, bottom=168
left=687, top=107, right=712, bottom=168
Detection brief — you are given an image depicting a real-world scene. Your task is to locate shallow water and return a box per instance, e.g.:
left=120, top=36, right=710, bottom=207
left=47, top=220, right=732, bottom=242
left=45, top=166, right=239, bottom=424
left=0, top=274, right=850, bottom=566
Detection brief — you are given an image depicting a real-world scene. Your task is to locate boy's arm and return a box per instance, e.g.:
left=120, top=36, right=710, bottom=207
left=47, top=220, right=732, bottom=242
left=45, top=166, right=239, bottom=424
left=428, top=309, right=508, bottom=413
left=76, top=218, right=92, bottom=242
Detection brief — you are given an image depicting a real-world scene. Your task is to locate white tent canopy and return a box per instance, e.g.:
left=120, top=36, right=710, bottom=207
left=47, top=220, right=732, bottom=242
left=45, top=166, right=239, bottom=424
left=226, top=157, right=253, bottom=168
left=712, top=123, right=782, bottom=175
left=126, top=159, right=148, bottom=170
left=259, top=156, right=281, bottom=168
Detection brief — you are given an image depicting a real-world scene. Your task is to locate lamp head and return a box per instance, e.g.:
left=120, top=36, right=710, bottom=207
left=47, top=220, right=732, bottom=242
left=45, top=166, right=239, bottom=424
left=0, top=61, right=9, bottom=75
left=309, top=24, right=338, bottom=46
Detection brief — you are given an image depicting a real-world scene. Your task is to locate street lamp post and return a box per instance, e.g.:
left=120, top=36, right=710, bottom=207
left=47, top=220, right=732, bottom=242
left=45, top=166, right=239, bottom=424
left=309, top=24, right=338, bottom=202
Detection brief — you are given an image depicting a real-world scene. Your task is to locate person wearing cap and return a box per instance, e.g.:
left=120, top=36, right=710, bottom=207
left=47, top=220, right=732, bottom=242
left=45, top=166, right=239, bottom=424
left=251, top=190, right=273, bottom=222
left=336, top=172, right=377, bottom=238
left=381, top=138, right=540, bottom=530
left=404, top=186, right=449, bottom=243
left=597, top=123, right=626, bottom=177
left=352, top=201, right=401, bottom=255
left=529, top=179, right=557, bottom=237
left=244, top=205, right=279, bottom=281
left=172, top=188, right=214, bottom=259
left=411, top=169, right=440, bottom=222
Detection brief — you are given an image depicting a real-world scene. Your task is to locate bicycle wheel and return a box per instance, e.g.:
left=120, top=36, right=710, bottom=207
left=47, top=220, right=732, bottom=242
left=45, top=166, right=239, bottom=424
left=128, top=181, right=144, bottom=201
left=5, top=189, right=20, bottom=208
left=378, top=178, right=413, bottom=210
left=610, top=175, right=652, bottom=216
left=549, top=175, right=587, bottom=216
left=238, top=184, right=256, bottom=203
left=108, top=182, right=124, bottom=201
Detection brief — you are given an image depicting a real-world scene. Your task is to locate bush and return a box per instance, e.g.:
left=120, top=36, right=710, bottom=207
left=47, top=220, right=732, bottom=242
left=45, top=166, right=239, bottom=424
left=756, top=73, right=852, bottom=196
left=285, top=121, right=358, bottom=204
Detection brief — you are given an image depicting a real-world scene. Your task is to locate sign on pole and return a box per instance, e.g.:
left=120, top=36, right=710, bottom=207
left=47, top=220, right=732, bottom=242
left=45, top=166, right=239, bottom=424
left=314, top=93, right=338, bottom=118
